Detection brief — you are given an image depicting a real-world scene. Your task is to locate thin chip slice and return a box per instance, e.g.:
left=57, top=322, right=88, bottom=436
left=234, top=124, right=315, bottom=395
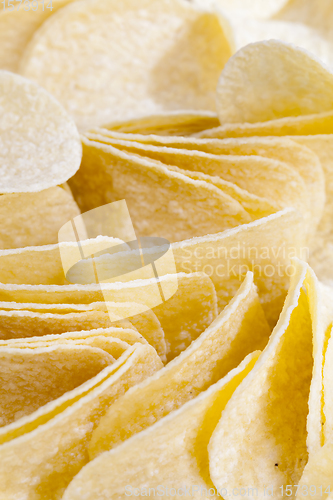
left=89, top=272, right=270, bottom=458
left=0, top=343, right=162, bottom=500
left=208, top=260, right=313, bottom=493
left=85, top=133, right=309, bottom=223
left=0, top=302, right=166, bottom=360
left=0, top=326, right=148, bottom=349
left=101, top=110, right=220, bottom=136
left=0, top=187, right=80, bottom=249
left=0, top=0, right=76, bottom=72
left=215, top=40, right=333, bottom=125
left=63, top=352, right=259, bottom=500
left=194, top=0, right=289, bottom=19
left=69, top=139, right=252, bottom=243
left=173, top=208, right=307, bottom=327
left=0, top=344, right=114, bottom=427
left=0, top=273, right=216, bottom=361
left=0, top=236, right=124, bottom=285
left=19, top=0, right=232, bottom=130
left=196, top=110, right=333, bottom=139
left=0, top=70, right=81, bottom=192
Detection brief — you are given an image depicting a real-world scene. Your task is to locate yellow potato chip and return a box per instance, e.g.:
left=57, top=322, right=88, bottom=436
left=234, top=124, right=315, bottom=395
left=89, top=272, right=270, bottom=458
left=86, top=132, right=311, bottom=225
left=0, top=326, right=149, bottom=349
left=196, top=110, right=333, bottom=139
left=0, top=301, right=166, bottom=360
left=20, top=0, right=232, bottom=130
left=0, top=343, right=162, bottom=500
left=69, top=139, right=252, bottom=242
left=0, top=187, right=80, bottom=250
left=0, top=70, right=81, bottom=192
left=208, top=260, right=313, bottom=493
left=0, top=0, right=76, bottom=72
left=101, top=110, right=220, bottom=136
left=0, top=344, right=114, bottom=426
left=194, top=0, right=289, bottom=19
left=215, top=40, right=333, bottom=125
left=173, top=208, right=307, bottom=326
left=63, top=351, right=259, bottom=500
left=0, top=236, right=124, bottom=285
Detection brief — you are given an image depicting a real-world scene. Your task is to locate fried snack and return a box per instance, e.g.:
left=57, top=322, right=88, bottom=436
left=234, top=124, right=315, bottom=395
left=69, top=139, right=252, bottom=242
left=208, top=260, right=313, bottom=493
left=0, top=70, right=81, bottom=192
left=89, top=272, right=270, bottom=458
left=19, top=0, right=232, bottom=130
left=62, top=352, right=259, bottom=500
left=0, top=344, right=162, bottom=500
left=0, top=187, right=80, bottom=249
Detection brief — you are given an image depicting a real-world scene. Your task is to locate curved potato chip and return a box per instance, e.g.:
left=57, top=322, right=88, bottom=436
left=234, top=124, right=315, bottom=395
left=0, top=344, right=114, bottom=427
left=85, top=132, right=311, bottom=226
left=0, top=0, right=76, bottom=72
left=89, top=272, right=270, bottom=459
left=0, top=70, right=81, bottom=192
left=0, top=343, right=162, bottom=500
left=216, top=40, right=333, bottom=124
left=0, top=187, right=80, bottom=250
left=63, top=352, right=259, bottom=500
left=20, top=0, right=232, bottom=131
left=69, top=139, right=252, bottom=243
left=208, top=260, right=313, bottom=492
left=194, top=0, right=289, bottom=19
left=102, top=110, right=220, bottom=136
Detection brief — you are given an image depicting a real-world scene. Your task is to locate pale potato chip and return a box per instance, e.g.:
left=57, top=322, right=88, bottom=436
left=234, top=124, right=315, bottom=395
left=0, top=0, right=76, bottom=72
left=196, top=110, right=333, bottom=139
left=0, top=236, right=125, bottom=285
left=173, top=208, right=307, bottom=327
left=63, top=352, right=259, bottom=500
left=69, top=138, right=252, bottom=242
left=0, top=344, right=114, bottom=427
left=194, top=0, right=289, bottom=19
left=0, top=301, right=166, bottom=360
left=1, top=335, right=129, bottom=360
left=297, top=444, right=333, bottom=500
left=0, top=326, right=149, bottom=349
left=208, top=260, right=313, bottom=493
left=89, top=272, right=270, bottom=458
left=85, top=132, right=311, bottom=226
left=215, top=40, right=333, bottom=125
left=20, top=0, right=232, bottom=131
left=0, top=273, right=216, bottom=360
left=0, top=343, right=162, bottom=500
left=0, top=70, right=81, bottom=192
left=101, top=110, right=220, bottom=136
left=91, top=132, right=323, bottom=228
left=0, top=187, right=80, bottom=249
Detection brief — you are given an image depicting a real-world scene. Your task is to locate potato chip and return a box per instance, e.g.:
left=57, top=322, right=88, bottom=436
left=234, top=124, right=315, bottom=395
left=0, top=343, right=162, bottom=499
left=0, top=187, right=80, bottom=250
left=91, top=132, right=323, bottom=227
left=173, top=208, right=307, bottom=326
left=194, top=0, right=289, bottom=19
left=20, top=0, right=232, bottom=131
left=0, top=70, right=81, bottom=192
left=0, top=344, right=114, bottom=427
left=85, top=132, right=311, bottom=225
left=101, top=110, right=220, bottom=136
left=0, top=326, right=148, bottom=349
left=89, top=272, right=270, bottom=458
left=215, top=40, right=333, bottom=125
left=196, top=110, right=333, bottom=139
left=0, top=0, right=76, bottom=72
left=0, top=301, right=166, bottom=360
left=63, top=351, right=259, bottom=500
left=70, top=139, right=253, bottom=241
left=0, top=236, right=124, bottom=285
left=208, top=260, right=313, bottom=493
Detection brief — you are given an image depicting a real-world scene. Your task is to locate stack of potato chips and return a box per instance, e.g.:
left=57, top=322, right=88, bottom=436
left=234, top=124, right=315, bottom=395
left=1, top=0, right=333, bottom=498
